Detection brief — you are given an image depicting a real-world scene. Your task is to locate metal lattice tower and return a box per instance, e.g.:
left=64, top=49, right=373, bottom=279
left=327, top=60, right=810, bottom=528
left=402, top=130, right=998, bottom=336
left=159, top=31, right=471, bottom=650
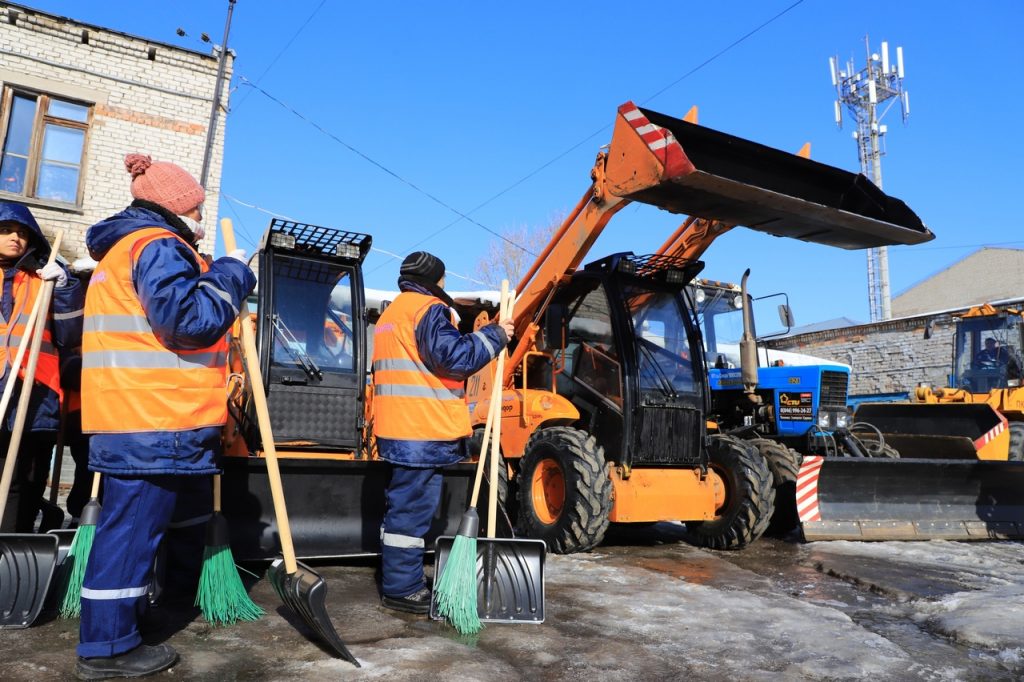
left=830, top=37, right=910, bottom=321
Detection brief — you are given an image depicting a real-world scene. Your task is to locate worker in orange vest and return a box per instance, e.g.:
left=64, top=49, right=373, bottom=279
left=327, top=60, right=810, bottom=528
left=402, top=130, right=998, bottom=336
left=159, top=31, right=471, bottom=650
left=0, top=201, right=83, bottom=533
left=75, top=155, right=255, bottom=678
left=372, top=251, right=513, bottom=614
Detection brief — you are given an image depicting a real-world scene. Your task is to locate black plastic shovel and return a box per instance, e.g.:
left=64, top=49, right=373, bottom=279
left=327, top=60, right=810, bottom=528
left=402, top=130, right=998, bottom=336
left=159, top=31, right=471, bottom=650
left=0, top=231, right=64, bottom=629
left=221, top=219, right=358, bottom=666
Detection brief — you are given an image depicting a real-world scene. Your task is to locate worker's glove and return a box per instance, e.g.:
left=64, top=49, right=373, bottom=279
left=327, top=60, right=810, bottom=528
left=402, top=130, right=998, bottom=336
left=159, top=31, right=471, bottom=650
left=499, top=318, right=515, bottom=341
left=227, top=248, right=248, bottom=264
left=36, top=262, right=67, bottom=288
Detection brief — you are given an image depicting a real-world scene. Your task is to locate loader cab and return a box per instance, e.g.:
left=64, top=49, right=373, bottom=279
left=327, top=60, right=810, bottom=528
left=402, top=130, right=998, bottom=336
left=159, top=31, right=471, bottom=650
left=255, top=219, right=372, bottom=451
left=549, top=253, right=707, bottom=469
left=953, top=313, right=1024, bottom=393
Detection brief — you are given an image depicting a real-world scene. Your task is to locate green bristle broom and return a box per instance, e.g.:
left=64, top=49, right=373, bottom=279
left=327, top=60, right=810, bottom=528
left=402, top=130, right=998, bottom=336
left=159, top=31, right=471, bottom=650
left=434, top=281, right=511, bottom=635
left=195, top=474, right=263, bottom=625
left=58, top=472, right=101, bottom=619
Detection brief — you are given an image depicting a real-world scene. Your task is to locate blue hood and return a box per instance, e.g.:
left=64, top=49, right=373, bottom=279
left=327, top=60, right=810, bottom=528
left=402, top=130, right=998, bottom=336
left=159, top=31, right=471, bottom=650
left=0, top=200, right=51, bottom=264
left=86, top=206, right=186, bottom=261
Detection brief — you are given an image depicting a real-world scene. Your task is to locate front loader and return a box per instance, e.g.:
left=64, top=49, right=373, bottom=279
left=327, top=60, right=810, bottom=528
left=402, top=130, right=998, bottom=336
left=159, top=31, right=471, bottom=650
left=464, top=101, right=932, bottom=554
left=798, top=301, right=1024, bottom=540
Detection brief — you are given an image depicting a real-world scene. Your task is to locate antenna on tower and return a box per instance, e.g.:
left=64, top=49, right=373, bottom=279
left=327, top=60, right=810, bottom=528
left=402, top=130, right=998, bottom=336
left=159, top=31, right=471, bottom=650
left=829, top=35, right=909, bottom=322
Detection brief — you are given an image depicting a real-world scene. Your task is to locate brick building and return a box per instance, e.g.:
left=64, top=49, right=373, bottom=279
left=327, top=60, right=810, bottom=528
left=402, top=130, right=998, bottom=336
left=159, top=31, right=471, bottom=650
left=764, top=248, right=1024, bottom=396
left=0, top=1, right=230, bottom=260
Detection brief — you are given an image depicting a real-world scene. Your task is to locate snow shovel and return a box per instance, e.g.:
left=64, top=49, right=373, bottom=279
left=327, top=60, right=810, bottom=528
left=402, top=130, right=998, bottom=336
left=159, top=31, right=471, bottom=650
left=432, top=288, right=546, bottom=625
left=221, top=218, right=359, bottom=665
left=0, top=231, right=64, bottom=629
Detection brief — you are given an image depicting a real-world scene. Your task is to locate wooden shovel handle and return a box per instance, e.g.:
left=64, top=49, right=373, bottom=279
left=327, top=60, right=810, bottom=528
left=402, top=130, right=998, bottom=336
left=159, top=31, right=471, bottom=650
left=487, top=285, right=514, bottom=539
left=469, top=280, right=510, bottom=509
left=0, top=230, right=63, bottom=526
left=221, top=218, right=298, bottom=574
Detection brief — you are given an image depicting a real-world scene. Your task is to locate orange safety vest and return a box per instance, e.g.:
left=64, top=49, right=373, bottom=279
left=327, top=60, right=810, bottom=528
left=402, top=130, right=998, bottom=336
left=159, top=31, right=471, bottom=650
left=0, top=269, right=62, bottom=397
left=81, top=227, right=229, bottom=434
left=372, top=291, right=470, bottom=441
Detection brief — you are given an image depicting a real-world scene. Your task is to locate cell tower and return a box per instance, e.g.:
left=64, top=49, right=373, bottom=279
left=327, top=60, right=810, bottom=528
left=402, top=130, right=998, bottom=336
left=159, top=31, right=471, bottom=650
left=830, top=37, right=909, bottom=322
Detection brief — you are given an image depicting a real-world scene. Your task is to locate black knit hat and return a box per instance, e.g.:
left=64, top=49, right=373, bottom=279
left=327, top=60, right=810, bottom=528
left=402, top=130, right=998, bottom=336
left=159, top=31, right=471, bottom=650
left=399, top=251, right=445, bottom=283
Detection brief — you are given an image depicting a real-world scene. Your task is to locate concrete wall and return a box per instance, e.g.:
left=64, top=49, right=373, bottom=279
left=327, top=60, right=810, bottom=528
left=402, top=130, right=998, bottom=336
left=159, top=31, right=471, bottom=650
left=0, top=2, right=231, bottom=259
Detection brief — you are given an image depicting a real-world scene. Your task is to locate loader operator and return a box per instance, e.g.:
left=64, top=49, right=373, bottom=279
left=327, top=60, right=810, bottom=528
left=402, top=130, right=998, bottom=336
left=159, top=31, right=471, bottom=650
left=974, top=337, right=1021, bottom=378
left=75, top=154, right=255, bottom=680
left=0, top=201, right=83, bottom=533
left=372, top=251, right=513, bottom=614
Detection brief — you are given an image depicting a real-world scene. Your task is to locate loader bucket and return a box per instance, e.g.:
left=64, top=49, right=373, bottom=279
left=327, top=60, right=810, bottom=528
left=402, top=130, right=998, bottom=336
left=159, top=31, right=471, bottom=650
left=854, top=402, right=1008, bottom=460
left=796, top=456, right=1024, bottom=541
left=604, top=102, right=934, bottom=249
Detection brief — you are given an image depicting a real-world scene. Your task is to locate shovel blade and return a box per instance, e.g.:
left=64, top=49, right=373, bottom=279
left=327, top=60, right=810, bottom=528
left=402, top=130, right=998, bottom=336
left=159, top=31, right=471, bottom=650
left=0, top=533, right=58, bottom=628
left=268, top=558, right=360, bottom=667
left=431, top=536, right=546, bottom=624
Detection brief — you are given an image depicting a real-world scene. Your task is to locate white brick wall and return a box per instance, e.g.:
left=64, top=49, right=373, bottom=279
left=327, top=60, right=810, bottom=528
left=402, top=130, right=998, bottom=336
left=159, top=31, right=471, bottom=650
left=0, top=3, right=231, bottom=261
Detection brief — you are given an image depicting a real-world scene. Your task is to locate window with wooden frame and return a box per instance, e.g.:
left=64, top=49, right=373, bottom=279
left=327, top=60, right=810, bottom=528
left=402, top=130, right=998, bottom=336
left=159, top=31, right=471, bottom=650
left=0, top=86, right=92, bottom=207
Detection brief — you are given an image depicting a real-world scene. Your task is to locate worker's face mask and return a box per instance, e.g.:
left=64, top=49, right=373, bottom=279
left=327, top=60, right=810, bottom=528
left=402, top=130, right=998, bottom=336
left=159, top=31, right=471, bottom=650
left=179, top=215, right=205, bottom=243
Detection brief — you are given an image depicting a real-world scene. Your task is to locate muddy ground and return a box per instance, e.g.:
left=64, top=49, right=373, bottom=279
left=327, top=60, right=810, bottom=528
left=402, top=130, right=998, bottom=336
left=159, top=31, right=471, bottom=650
left=3, top=524, right=1022, bottom=681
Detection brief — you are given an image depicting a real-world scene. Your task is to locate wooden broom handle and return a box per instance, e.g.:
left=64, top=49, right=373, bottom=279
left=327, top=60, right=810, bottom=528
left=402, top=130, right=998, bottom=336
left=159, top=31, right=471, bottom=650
left=0, top=230, right=63, bottom=525
left=468, top=280, right=509, bottom=509
left=90, top=471, right=101, bottom=498
left=213, top=473, right=222, bottom=513
left=220, top=218, right=298, bottom=574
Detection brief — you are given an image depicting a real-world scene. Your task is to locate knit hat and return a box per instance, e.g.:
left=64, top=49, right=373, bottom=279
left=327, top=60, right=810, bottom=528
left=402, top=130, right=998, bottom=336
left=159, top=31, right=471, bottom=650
left=399, top=251, right=445, bottom=283
left=124, top=154, right=205, bottom=216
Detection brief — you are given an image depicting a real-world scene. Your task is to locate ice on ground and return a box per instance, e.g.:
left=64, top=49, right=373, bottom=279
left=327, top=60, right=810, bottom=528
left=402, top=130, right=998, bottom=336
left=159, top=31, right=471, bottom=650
left=808, top=540, right=1024, bottom=655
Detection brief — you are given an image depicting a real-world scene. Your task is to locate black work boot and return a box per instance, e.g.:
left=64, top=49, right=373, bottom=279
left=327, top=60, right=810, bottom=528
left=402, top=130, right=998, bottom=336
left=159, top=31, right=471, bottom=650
left=75, top=643, right=179, bottom=680
left=381, top=587, right=431, bottom=614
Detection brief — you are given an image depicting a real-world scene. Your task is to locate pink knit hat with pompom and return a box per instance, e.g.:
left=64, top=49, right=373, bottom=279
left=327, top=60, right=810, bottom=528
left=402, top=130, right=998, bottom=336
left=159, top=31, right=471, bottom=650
left=124, top=154, right=205, bottom=215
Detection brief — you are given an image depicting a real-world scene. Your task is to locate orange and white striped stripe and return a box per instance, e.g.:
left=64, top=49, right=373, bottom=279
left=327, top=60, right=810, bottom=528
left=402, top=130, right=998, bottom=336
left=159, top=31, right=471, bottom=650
left=973, top=412, right=1008, bottom=451
left=796, top=455, right=824, bottom=523
left=618, top=101, right=694, bottom=178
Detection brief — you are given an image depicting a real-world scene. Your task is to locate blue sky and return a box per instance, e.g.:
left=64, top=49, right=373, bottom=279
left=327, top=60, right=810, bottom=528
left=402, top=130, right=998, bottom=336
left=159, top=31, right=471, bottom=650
left=23, top=1, right=1024, bottom=325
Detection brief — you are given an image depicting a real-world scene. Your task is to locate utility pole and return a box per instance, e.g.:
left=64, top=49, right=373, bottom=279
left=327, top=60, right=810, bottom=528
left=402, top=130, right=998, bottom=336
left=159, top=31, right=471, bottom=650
left=200, top=0, right=236, bottom=190
left=829, top=37, right=909, bottom=322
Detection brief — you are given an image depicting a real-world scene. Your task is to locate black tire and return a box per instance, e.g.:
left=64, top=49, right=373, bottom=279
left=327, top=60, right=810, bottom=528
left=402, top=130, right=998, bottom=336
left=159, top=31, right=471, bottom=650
left=747, top=438, right=801, bottom=536
left=516, top=426, right=612, bottom=554
left=686, top=434, right=775, bottom=550
left=1008, top=422, right=1024, bottom=462
left=468, top=426, right=509, bottom=508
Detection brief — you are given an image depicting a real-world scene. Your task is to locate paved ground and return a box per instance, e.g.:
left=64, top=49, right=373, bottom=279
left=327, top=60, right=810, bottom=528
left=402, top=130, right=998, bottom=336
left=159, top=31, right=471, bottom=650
left=3, top=521, right=1022, bottom=681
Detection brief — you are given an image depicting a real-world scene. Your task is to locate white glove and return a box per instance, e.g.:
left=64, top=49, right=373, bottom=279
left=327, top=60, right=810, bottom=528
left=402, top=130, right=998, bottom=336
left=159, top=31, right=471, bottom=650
left=36, top=262, right=68, bottom=288
left=192, top=223, right=206, bottom=242
left=227, top=249, right=248, bottom=264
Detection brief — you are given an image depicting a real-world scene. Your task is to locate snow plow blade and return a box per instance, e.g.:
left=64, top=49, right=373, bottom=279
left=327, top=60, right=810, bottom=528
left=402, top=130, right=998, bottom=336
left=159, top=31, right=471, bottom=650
left=797, top=456, right=1024, bottom=541
left=606, top=103, right=934, bottom=249
left=854, top=402, right=1008, bottom=460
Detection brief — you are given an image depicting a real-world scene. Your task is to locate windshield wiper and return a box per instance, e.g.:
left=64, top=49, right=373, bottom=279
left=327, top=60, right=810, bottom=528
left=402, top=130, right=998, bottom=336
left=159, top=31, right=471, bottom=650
left=636, top=338, right=677, bottom=399
left=272, top=314, right=323, bottom=381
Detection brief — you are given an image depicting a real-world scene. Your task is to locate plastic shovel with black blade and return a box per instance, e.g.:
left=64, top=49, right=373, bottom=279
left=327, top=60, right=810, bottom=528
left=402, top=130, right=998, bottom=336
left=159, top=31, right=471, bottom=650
left=432, top=286, right=546, bottom=626
left=221, top=218, right=359, bottom=666
left=0, top=231, right=64, bottom=629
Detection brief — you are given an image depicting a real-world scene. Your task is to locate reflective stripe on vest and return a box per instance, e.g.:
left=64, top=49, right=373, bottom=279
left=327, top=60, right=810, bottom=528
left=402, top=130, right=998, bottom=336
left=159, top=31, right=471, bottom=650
left=0, top=269, right=62, bottom=397
left=371, top=291, right=470, bottom=441
left=81, top=227, right=229, bottom=434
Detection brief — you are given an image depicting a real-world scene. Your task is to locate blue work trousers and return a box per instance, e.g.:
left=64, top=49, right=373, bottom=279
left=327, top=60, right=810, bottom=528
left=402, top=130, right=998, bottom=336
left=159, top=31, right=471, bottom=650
left=381, top=464, right=444, bottom=598
left=78, top=474, right=210, bottom=658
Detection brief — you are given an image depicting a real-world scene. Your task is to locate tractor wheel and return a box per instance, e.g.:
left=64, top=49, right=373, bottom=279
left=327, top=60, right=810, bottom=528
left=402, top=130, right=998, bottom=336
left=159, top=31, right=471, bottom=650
left=686, top=434, right=775, bottom=550
left=747, top=438, right=801, bottom=536
left=516, top=426, right=612, bottom=554
left=469, top=426, right=510, bottom=508
left=1008, top=422, right=1024, bottom=462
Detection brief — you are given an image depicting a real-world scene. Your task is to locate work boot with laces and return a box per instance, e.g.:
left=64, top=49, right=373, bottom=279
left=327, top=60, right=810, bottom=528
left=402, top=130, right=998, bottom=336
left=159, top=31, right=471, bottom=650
left=381, top=587, right=431, bottom=614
